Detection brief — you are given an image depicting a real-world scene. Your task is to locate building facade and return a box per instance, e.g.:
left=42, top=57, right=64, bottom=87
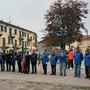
left=0, top=20, right=37, bottom=52
left=66, top=35, right=90, bottom=53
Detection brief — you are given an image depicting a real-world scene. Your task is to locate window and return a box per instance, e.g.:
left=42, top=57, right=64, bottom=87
left=15, top=40, right=17, bottom=48
left=9, top=28, right=12, bottom=36
left=22, top=32, right=24, bottom=37
left=5, top=27, right=7, bottom=32
left=8, top=37, right=13, bottom=44
left=19, top=31, right=21, bottom=38
left=2, top=38, right=5, bottom=47
left=15, top=29, right=17, bottom=35
left=1, top=25, right=7, bottom=32
left=25, top=32, right=26, bottom=37
left=1, top=25, right=3, bottom=32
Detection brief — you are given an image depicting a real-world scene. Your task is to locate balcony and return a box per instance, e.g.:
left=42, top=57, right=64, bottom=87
left=0, top=43, right=10, bottom=50
left=8, top=33, right=15, bottom=39
left=18, top=37, right=24, bottom=41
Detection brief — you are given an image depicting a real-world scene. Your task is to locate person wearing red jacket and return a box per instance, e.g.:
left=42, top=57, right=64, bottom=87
left=68, top=49, right=74, bottom=69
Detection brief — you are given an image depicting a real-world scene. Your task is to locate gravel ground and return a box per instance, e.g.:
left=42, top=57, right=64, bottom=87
left=0, top=79, right=90, bottom=90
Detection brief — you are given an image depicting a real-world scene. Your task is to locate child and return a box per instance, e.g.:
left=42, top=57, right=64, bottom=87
left=21, top=59, right=25, bottom=73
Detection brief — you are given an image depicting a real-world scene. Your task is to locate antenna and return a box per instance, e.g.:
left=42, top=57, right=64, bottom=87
left=9, top=16, right=11, bottom=23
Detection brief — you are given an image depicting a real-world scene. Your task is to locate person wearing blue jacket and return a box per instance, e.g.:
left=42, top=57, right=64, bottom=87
left=84, top=48, right=90, bottom=80
left=41, top=49, right=48, bottom=75
left=74, top=47, right=83, bottom=78
left=58, top=48, right=67, bottom=76
left=50, top=50, right=58, bottom=75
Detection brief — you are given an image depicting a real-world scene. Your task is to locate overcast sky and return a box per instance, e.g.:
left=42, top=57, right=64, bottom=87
left=0, top=0, right=90, bottom=41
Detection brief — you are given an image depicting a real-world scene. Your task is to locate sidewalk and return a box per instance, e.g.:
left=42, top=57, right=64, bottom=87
left=0, top=63, right=90, bottom=87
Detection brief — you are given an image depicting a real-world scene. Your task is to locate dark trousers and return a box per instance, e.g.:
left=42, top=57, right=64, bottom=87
left=42, top=64, right=47, bottom=74
left=68, top=60, right=73, bottom=68
left=12, top=65, right=15, bottom=72
left=1, top=62, right=2, bottom=71
left=51, top=65, right=56, bottom=75
left=85, top=66, right=90, bottom=78
left=1, top=63, right=5, bottom=71
left=31, top=64, right=37, bottom=74
left=25, top=64, right=30, bottom=74
left=6, top=61, right=9, bottom=71
left=18, top=62, right=22, bottom=72
left=9, top=64, right=11, bottom=71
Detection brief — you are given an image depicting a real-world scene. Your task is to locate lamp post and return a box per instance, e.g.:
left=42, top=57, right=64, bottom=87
left=21, top=38, right=24, bottom=59
left=12, top=44, right=15, bottom=71
left=60, top=28, right=67, bottom=49
left=28, top=36, right=32, bottom=51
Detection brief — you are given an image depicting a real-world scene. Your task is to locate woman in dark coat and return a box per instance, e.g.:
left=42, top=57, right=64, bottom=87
left=25, top=51, right=31, bottom=74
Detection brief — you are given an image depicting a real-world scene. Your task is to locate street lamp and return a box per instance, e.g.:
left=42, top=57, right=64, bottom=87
left=28, top=36, right=32, bottom=50
left=60, top=29, right=67, bottom=49
left=21, top=38, right=24, bottom=59
left=12, top=44, right=15, bottom=71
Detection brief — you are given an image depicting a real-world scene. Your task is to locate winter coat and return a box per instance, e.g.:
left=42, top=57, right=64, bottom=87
left=84, top=53, right=90, bottom=66
left=12, top=51, right=15, bottom=66
left=74, top=51, right=83, bottom=65
left=25, top=55, right=31, bottom=65
left=58, top=52, right=67, bottom=63
left=50, top=54, right=58, bottom=65
left=31, top=53, right=37, bottom=64
left=17, top=53, right=22, bottom=65
left=68, top=51, right=74, bottom=60
left=5, top=53, right=10, bottom=62
left=1, top=54, right=5, bottom=64
left=41, top=53, right=48, bottom=64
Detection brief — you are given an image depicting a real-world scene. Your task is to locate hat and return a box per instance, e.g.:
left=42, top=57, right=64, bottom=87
left=75, top=46, right=80, bottom=50
left=85, top=48, right=89, bottom=52
left=61, top=47, right=65, bottom=50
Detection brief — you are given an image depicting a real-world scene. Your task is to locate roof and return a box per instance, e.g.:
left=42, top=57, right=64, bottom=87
left=82, top=35, right=90, bottom=40
left=0, top=20, right=37, bottom=36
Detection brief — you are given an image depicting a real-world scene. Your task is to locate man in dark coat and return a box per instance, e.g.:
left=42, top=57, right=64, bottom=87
left=25, top=51, right=31, bottom=74
left=31, top=50, right=37, bottom=74
left=9, top=50, right=12, bottom=71
left=5, top=51, right=10, bottom=71
left=12, top=50, right=15, bottom=72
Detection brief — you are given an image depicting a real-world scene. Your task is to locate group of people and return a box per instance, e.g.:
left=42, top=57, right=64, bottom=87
left=0, top=46, right=90, bottom=80
left=0, top=50, right=37, bottom=74
left=41, top=47, right=90, bottom=80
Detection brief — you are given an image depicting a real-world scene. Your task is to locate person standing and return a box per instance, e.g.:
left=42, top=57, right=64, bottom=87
left=0, top=52, right=3, bottom=71
left=5, top=51, right=10, bottom=71
left=58, top=48, right=67, bottom=76
left=1, top=50, right=6, bottom=71
left=8, top=50, right=12, bottom=71
left=74, top=47, right=83, bottom=78
left=17, top=51, right=22, bottom=72
left=31, top=50, right=37, bottom=74
left=68, top=49, right=74, bottom=69
left=50, top=50, right=58, bottom=75
left=84, top=48, right=90, bottom=80
left=25, top=51, right=31, bottom=74
left=12, top=50, right=16, bottom=72
left=41, top=49, right=48, bottom=75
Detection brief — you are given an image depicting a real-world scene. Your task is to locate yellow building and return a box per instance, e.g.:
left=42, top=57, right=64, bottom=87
left=0, top=20, right=37, bottom=52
